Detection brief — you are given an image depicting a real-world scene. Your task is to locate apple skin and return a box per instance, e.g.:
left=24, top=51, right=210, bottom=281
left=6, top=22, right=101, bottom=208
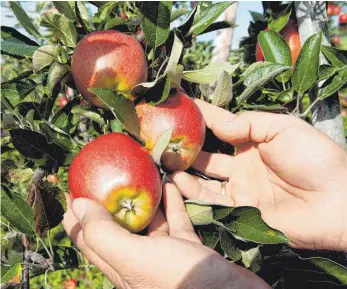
left=59, top=96, right=69, bottom=108
left=71, top=31, right=148, bottom=108
left=68, top=133, right=162, bottom=232
left=136, top=91, right=206, bottom=171
left=256, top=20, right=301, bottom=65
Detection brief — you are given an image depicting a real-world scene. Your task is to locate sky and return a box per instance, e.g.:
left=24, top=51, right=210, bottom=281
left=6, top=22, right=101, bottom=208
left=1, top=1, right=263, bottom=49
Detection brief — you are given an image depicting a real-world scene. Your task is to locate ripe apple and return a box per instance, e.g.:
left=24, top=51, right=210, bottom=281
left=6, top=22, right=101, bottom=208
left=136, top=90, right=206, bottom=171
left=64, top=279, right=77, bottom=289
left=71, top=31, right=148, bottom=108
left=340, top=13, right=347, bottom=24
left=68, top=133, right=162, bottom=232
left=47, top=174, right=58, bottom=183
left=59, top=96, right=69, bottom=108
left=256, top=19, right=301, bottom=65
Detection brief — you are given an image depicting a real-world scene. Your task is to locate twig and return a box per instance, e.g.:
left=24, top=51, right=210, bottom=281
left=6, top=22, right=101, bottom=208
left=20, top=235, right=30, bottom=289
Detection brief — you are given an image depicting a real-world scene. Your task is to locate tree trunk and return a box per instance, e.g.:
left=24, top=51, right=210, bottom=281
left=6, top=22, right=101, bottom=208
left=211, top=2, right=238, bottom=63
left=295, top=1, right=346, bottom=149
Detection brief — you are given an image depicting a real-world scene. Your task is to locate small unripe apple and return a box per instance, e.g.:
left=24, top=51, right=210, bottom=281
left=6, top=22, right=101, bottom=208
left=47, top=174, right=58, bottom=183
left=136, top=91, right=205, bottom=171
left=256, top=20, right=301, bottom=65
left=59, top=96, right=69, bottom=108
left=71, top=31, right=148, bottom=108
left=64, top=279, right=77, bottom=289
left=68, top=133, right=162, bottom=232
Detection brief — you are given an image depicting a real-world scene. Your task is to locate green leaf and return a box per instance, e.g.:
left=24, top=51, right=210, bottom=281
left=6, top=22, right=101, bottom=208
left=76, top=1, right=95, bottom=32
left=310, top=257, right=347, bottom=284
left=93, top=2, right=118, bottom=24
left=52, top=99, right=80, bottom=131
left=0, top=40, right=38, bottom=58
left=268, top=6, right=291, bottom=32
left=214, top=207, right=233, bottom=220
left=32, top=45, right=58, bottom=73
left=226, top=206, right=288, bottom=244
left=219, top=228, right=241, bottom=261
left=6, top=167, right=33, bottom=184
left=318, top=65, right=340, bottom=82
left=185, top=203, right=214, bottom=226
left=177, top=7, right=197, bottom=36
left=89, top=88, right=140, bottom=137
left=171, top=8, right=189, bottom=22
left=33, top=180, right=66, bottom=236
left=165, top=33, right=183, bottom=75
left=53, top=1, right=77, bottom=21
left=1, top=263, right=22, bottom=284
left=1, top=80, right=37, bottom=108
left=238, top=62, right=291, bottom=104
left=198, top=229, right=220, bottom=249
left=41, top=13, right=77, bottom=47
left=292, top=32, right=322, bottom=95
left=250, top=11, right=265, bottom=22
left=182, top=62, right=239, bottom=84
left=110, top=119, right=124, bottom=133
left=276, top=87, right=294, bottom=104
left=198, top=20, right=237, bottom=36
left=258, top=30, right=292, bottom=82
left=1, top=232, right=17, bottom=260
left=1, top=26, right=39, bottom=46
left=132, top=75, right=172, bottom=105
left=212, top=70, right=233, bottom=107
left=39, top=122, right=75, bottom=151
left=319, top=66, right=347, bottom=100
left=241, top=247, right=261, bottom=272
left=321, top=46, right=347, bottom=68
left=141, top=2, right=172, bottom=49
left=47, top=62, right=70, bottom=95
left=151, top=128, right=173, bottom=166
left=10, top=129, right=65, bottom=167
left=189, top=2, right=233, bottom=36
left=103, top=277, right=115, bottom=289
left=104, top=17, right=125, bottom=30
left=71, top=106, right=105, bottom=126
left=1, top=186, right=35, bottom=235
left=9, top=1, right=41, bottom=38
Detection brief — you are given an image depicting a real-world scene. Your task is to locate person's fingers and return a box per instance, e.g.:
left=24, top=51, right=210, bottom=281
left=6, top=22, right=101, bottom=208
left=172, top=172, right=234, bottom=206
left=71, top=198, right=144, bottom=274
left=194, top=99, right=235, bottom=129
left=62, top=195, right=129, bottom=289
left=191, top=176, right=222, bottom=194
left=211, top=111, right=301, bottom=145
left=192, top=151, right=232, bottom=180
left=163, top=183, right=201, bottom=243
left=147, top=209, right=169, bottom=237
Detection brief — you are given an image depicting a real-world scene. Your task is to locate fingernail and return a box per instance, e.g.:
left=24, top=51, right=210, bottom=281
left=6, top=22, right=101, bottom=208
left=72, top=198, right=90, bottom=223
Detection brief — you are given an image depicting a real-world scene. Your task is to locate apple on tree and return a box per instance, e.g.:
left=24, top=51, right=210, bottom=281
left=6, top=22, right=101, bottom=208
left=256, top=19, right=301, bottom=65
left=71, top=30, right=148, bottom=108
left=68, top=133, right=162, bottom=233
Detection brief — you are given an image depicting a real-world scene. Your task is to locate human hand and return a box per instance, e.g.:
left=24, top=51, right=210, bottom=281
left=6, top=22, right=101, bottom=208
left=172, top=99, right=347, bottom=251
left=63, top=183, right=269, bottom=289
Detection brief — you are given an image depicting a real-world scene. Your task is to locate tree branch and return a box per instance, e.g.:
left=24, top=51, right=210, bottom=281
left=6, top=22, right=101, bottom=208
left=295, top=1, right=346, bottom=148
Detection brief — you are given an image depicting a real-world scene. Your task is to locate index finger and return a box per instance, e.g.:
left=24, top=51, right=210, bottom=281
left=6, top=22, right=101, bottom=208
left=194, top=99, right=235, bottom=129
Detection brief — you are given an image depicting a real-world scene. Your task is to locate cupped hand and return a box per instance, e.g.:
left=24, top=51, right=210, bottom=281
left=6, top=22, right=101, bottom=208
left=172, top=99, right=347, bottom=251
left=63, top=183, right=269, bottom=289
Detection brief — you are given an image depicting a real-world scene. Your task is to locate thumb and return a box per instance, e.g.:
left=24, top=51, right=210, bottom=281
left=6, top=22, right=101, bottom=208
left=72, top=198, right=143, bottom=272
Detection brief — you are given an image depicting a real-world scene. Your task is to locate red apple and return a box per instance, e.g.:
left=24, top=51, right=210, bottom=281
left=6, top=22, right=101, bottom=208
left=71, top=31, right=148, bottom=108
left=68, top=133, right=162, bottom=232
left=59, top=96, right=69, bottom=108
left=64, top=279, right=77, bottom=289
left=340, top=13, right=347, bottom=24
left=136, top=90, right=206, bottom=171
left=256, top=19, right=301, bottom=65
